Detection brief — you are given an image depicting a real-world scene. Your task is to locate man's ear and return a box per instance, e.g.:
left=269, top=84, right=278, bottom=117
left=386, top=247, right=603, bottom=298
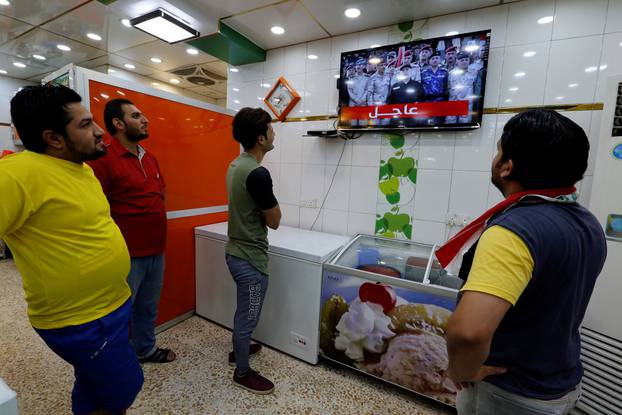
left=499, top=158, right=514, bottom=180
left=257, top=135, right=266, bottom=145
left=112, top=117, right=125, bottom=131
left=41, top=130, right=64, bottom=150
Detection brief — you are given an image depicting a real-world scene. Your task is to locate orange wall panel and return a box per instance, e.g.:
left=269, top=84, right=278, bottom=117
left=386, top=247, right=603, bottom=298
left=88, top=80, right=238, bottom=324
left=88, top=80, right=239, bottom=211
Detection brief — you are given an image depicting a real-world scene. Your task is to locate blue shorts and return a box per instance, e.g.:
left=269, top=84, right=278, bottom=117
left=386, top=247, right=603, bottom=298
left=35, top=299, right=144, bottom=414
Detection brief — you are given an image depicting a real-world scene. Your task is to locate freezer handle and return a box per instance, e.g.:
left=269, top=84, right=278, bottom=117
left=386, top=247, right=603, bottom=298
left=422, top=244, right=437, bottom=285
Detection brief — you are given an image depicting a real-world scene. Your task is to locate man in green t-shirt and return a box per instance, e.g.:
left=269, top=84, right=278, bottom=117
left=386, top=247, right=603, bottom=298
left=225, top=107, right=281, bottom=394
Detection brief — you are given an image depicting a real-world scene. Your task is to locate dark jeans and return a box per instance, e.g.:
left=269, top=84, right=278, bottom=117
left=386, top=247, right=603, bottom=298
left=225, top=254, right=268, bottom=373
left=35, top=300, right=144, bottom=415
left=126, top=254, right=165, bottom=358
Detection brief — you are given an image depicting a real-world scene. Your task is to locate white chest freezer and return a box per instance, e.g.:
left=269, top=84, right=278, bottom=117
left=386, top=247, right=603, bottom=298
left=195, top=222, right=350, bottom=364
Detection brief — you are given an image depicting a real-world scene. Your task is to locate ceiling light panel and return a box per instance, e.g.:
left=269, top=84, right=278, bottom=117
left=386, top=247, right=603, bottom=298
left=130, top=9, right=200, bottom=44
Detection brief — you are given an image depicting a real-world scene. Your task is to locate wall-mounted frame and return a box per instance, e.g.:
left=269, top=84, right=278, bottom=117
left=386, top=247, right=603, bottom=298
left=264, top=76, right=300, bottom=121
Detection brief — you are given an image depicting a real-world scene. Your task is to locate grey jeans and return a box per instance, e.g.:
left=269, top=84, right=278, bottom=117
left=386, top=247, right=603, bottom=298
left=457, top=381, right=581, bottom=415
left=225, top=254, right=269, bottom=373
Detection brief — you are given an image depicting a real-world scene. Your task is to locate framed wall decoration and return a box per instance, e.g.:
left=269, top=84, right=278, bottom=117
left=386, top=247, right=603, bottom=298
left=264, top=76, right=301, bottom=121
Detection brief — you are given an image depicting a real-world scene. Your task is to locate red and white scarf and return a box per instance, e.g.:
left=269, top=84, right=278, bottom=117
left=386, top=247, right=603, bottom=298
left=435, top=187, right=577, bottom=274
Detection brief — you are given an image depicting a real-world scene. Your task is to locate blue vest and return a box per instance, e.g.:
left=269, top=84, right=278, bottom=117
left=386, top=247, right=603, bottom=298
left=460, top=200, right=607, bottom=399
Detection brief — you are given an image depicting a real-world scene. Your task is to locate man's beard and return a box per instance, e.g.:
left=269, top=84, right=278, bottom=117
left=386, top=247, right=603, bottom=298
left=127, top=129, right=148, bottom=142
left=65, top=136, right=107, bottom=162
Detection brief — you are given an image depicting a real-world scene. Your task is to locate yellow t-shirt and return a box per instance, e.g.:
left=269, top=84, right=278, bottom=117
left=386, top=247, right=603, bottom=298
left=460, top=225, right=534, bottom=305
left=0, top=151, right=131, bottom=329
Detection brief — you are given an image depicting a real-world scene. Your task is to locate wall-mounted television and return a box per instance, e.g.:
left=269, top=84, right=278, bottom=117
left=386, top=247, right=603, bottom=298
left=337, top=29, right=491, bottom=132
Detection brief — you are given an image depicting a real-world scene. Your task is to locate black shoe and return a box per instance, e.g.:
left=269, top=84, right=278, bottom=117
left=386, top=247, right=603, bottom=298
left=228, top=343, right=262, bottom=367
left=233, top=368, right=274, bottom=395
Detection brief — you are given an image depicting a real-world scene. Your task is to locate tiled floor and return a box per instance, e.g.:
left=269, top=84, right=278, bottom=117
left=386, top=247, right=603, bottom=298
left=0, top=259, right=453, bottom=415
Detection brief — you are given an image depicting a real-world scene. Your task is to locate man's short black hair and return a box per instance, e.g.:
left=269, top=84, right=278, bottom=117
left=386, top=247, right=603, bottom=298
left=501, top=109, right=589, bottom=189
left=104, top=98, right=134, bottom=135
left=10, top=85, right=82, bottom=153
left=232, top=107, right=272, bottom=150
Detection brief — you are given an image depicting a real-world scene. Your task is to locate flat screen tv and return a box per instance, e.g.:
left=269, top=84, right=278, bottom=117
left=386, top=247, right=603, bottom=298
left=337, top=29, right=491, bottom=132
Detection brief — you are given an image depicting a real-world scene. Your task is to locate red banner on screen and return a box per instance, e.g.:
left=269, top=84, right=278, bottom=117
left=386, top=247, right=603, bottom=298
left=341, top=101, right=469, bottom=120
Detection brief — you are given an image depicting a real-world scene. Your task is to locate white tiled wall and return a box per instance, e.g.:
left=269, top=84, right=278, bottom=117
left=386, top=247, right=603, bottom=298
left=227, top=0, right=616, bottom=243
left=0, top=77, right=34, bottom=153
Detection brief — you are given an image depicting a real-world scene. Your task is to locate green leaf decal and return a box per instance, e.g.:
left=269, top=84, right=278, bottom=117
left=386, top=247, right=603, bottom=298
left=397, top=20, right=414, bottom=32
left=379, top=163, right=391, bottom=180
left=403, top=223, right=413, bottom=239
left=388, top=156, right=414, bottom=177
left=379, top=177, right=399, bottom=195
left=388, top=135, right=405, bottom=149
left=386, top=192, right=400, bottom=204
left=383, top=212, right=410, bottom=232
left=375, top=217, right=388, bottom=233
left=408, top=167, right=418, bottom=184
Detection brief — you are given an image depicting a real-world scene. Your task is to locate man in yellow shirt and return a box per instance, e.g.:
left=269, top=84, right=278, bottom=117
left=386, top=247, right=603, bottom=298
left=445, top=109, right=606, bottom=414
left=0, top=85, right=143, bottom=414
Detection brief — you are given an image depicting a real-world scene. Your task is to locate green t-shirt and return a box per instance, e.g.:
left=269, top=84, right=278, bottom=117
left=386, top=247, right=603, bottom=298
left=225, top=152, right=277, bottom=275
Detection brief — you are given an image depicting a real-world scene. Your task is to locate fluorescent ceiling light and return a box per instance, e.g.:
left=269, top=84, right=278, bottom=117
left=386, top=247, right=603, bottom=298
left=370, top=44, right=380, bottom=48
left=555, top=96, right=564, bottom=100
left=32, top=54, right=46, bottom=61
left=130, top=9, right=200, bottom=44
left=87, top=33, right=102, bottom=41
left=585, top=66, right=597, bottom=73
left=13, top=62, right=26, bottom=68
left=308, top=54, right=318, bottom=60
left=523, top=51, right=536, bottom=57
left=271, top=26, right=285, bottom=35
left=108, top=68, right=116, bottom=73
left=508, top=87, right=519, bottom=92
left=169, top=78, right=180, bottom=84
left=568, top=83, right=579, bottom=88
left=0, top=0, right=10, bottom=6
left=0, top=69, right=7, bottom=74
left=57, top=44, right=71, bottom=51
left=150, top=57, right=162, bottom=63
left=234, top=100, right=240, bottom=104
left=514, top=71, right=526, bottom=78
left=344, top=8, right=360, bottom=18
left=445, top=31, right=459, bottom=36
left=124, top=63, right=135, bottom=69
left=230, top=68, right=239, bottom=72
left=232, top=87, right=239, bottom=91
left=121, top=19, right=131, bottom=27
left=538, top=16, right=554, bottom=24
left=151, top=82, right=160, bottom=86
left=186, top=48, right=199, bottom=55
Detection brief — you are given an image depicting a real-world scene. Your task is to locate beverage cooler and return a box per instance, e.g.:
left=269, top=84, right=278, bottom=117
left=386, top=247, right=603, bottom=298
left=319, top=234, right=461, bottom=407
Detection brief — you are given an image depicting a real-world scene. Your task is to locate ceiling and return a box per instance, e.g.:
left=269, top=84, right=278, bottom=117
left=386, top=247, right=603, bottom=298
left=0, top=0, right=518, bottom=100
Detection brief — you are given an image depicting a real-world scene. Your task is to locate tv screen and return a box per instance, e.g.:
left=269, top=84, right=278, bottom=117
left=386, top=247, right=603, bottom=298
left=337, top=30, right=491, bottom=131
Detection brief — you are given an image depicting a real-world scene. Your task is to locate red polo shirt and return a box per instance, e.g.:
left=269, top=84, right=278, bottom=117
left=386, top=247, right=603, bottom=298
left=88, top=139, right=167, bottom=257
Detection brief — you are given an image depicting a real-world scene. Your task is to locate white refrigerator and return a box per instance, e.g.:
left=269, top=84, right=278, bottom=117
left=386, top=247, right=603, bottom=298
left=195, top=222, right=350, bottom=364
left=579, top=75, right=622, bottom=415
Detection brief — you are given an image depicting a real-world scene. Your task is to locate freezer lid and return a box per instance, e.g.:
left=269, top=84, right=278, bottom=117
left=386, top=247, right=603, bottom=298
left=195, top=222, right=351, bottom=263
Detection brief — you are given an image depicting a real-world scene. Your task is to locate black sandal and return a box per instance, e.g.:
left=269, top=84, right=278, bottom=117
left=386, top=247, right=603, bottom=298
left=139, top=347, right=176, bottom=363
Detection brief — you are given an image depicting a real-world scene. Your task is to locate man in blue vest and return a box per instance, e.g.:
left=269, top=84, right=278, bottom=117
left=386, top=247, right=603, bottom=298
left=446, top=109, right=607, bottom=414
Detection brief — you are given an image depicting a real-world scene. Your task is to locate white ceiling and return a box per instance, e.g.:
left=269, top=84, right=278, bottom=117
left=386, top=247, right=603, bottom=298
left=0, top=0, right=515, bottom=100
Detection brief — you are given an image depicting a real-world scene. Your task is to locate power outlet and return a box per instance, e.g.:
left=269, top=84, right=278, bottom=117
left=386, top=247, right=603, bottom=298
left=300, top=199, right=317, bottom=209
left=290, top=332, right=309, bottom=349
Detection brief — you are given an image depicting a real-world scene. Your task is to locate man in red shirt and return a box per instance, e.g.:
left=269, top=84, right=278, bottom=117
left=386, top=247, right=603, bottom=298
left=89, top=98, right=176, bottom=363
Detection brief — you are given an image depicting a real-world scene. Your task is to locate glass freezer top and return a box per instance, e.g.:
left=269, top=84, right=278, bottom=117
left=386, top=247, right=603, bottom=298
left=330, top=234, right=463, bottom=290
